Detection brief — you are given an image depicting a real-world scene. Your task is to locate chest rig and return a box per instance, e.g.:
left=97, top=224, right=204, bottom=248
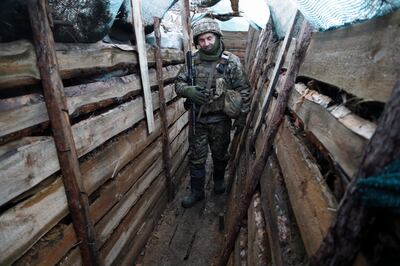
left=193, top=51, right=231, bottom=115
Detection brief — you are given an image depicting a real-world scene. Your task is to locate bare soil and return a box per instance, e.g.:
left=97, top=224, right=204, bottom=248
left=138, top=158, right=228, bottom=265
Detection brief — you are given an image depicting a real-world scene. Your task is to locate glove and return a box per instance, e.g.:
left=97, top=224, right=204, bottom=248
left=233, top=115, right=246, bottom=133
left=181, top=85, right=207, bottom=105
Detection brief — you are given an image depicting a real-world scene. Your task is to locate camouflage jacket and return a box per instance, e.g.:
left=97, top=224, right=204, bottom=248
left=175, top=50, right=250, bottom=120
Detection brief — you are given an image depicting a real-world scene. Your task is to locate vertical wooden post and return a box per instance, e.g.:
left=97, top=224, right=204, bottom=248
left=27, top=0, right=101, bottom=265
left=153, top=17, right=174, bottom=201
left=180, top=0, right=192, bottom=56
left=131, top=0, right=155, bottom=133
left=250, top=11, right=300, bottom=150
left=217, top=21, right=313, bottom=266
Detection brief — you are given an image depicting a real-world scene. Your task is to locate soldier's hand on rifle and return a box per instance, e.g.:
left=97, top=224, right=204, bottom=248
left=182, top=85, right=207, bottom=105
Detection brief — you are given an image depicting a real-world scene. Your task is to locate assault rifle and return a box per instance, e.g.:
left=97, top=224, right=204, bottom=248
left=186, top=51, right=196, bottom=135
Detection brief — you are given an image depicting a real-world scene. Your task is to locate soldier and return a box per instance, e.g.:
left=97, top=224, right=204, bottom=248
left=175, top=17, right=250, bottom=208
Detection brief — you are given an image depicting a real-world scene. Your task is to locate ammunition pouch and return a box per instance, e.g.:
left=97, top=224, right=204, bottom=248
left=223, top=89, right=242, bottom=118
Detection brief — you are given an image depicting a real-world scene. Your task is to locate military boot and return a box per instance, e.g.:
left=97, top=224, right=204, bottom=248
left=182, top=164, right=205, bottom=208
left=213, top=160, right=227, bottom=194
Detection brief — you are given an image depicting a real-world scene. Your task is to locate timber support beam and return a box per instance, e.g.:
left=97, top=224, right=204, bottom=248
left=28, top=0, right=101, bottom=265
left=154, top=17, right=174, bottom=201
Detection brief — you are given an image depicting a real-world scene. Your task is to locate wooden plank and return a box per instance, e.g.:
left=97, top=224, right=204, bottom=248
left=154, top=17, right=174, bottom=201
left=118, top=192, right=168, bottom=265
left=250, top=10, right=299, bottom=149
left=275, top=118, right=337, bottom=256
left=15, top=118, right=188, bottom=266
left=311, top=81, right=400, bottom=265
left=249, top=23, right=272, bottom=86
left=131, top=0, right=155, bottom=132
left=246, top=29, right=261, bottom=74
left=222, top=34, right=247, bottom=50
left=260, top=153, right=307, bottom=266
left=59, top=173, right=167, bottom=266
left=244, top=27, right=256, bottom=71
left=28, top=1, right=100, bottom=264
left=234, top=227, right=248, bottom=265
left=0, top=88, right=181, bottom=208
left=299, top=10, right=400, bottom=102
left=118, top=157, right=189, bottom=266
left=179, top=0, right=191, bottom=55
left=63, top=140, right=189, bottom=266
left=14, top=139, right=160, bottom=266
left=218, top=22, right=313, bottom=265
left=0, top=65, right=181, bottom=139
left=101, top=143, right=189, bottom=265
left=288, top=83, right=376, bottom=178
left=95, top=129, right=188, bottom=250
left=0, top=40, right=184, bottom=89
left=247, top=192, right=269, bottom=266
left=0, top=100, right=186, bottom=265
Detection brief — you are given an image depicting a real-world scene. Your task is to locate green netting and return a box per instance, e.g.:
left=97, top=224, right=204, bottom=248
left=294, top=0, right=400, bottom=31
left=357, top=161, right=400, bottom=213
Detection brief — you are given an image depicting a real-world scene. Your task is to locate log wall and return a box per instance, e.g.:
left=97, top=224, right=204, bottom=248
left=0, top=39, right=187, bottom=265
left=227, top=9, right=399, bottom=265
left=222, top=31, right=248, bottom=63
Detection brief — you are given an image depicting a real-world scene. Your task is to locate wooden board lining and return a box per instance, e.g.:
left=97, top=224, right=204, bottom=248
left=275, top=118, right=337, bottom=256
left=299, top=10, right=400, bottom=102
left=0, top=40, right=184, bottom=89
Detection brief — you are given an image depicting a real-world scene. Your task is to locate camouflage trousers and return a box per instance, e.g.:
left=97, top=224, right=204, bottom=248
left=189, top=118, right=231, bottom=167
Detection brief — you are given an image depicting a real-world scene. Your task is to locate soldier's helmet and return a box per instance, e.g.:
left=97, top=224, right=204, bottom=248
left=192, top=17, right=222, bottom=44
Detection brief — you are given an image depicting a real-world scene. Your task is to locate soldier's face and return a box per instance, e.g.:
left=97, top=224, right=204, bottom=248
left=198, top=33, right=216, bottom=51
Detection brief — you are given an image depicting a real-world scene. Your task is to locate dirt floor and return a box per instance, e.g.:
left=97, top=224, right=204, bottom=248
left=138, top=157, right=228, bottom=265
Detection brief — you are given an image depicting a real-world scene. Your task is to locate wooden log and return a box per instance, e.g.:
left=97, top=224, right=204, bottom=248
left=0, top=40, right=184, bottom=89
left=63, top=140, right=189, bottom=265
left=244, top=27, right=257, bottom=71
left=59, top=172, right=166, bottom=266
left=179, top=0, right=191, bottom=55
left=102, top=143, right=189, bottom=265
left=247, top=29, right=261, bottom=74
left=311, top=80, right=400, bottom=265
left=118, top=192, right=168, bottom=265
left=0, top=87, right=181, bottom=208
left=222, top=31, right=248, bottom=50
left=288, top=83, right=376, bottom=178
left=95, top=129, right=188, bottom=250
left=249, top=22, right=272, bottom=87
left=15, top=118, right=188, bottom=266
left=0, top=65, right=181, bottom=139
left=118, top=157, right=189, bottom=266
left=0, top=100, right=186, bottom=265
left=226, top=47, right=277, bottom=192
left=14, top=139, right=161, bottom=266
left=260, top=153, right=307, bottom=266
left=217, top=21, right=313, bottom=266
left=131, top=0, right=155, bottom=133
left=154, top=17, right=174, bottom=201
left=275, top=118, right=337, bottom=256
left=299, top=10, right=400, bottom=103
left=247, top=192, right=270, bottom=266
left=235, top=227, right=248, bottom=265
left=57, top=189, right=170, bottom=266
left=28, top=0, right=100, bottom=264
left=250, top=10, right=300, bottom=150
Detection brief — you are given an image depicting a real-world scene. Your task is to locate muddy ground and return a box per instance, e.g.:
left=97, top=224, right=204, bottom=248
left=138, top=157, right=228, bottom=265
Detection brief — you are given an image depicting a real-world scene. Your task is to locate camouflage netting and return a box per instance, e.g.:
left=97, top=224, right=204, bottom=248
left=268, top=0, right=400, bottom=37
left=295, top=0, right=400, bottom=31
left=0, top=0, right=178, bottom=43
